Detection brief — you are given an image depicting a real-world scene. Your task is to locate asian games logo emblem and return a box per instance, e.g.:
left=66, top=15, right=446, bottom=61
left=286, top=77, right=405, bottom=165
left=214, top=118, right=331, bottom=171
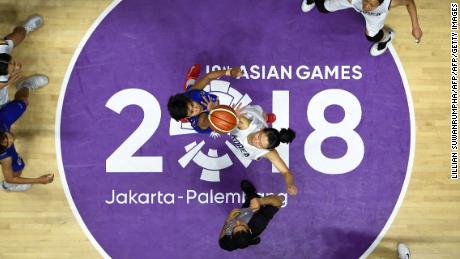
left=169, top=79, right=264, bottom=182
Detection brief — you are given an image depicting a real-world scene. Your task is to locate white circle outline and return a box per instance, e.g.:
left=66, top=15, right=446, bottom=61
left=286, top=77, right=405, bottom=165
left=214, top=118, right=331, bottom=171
left=359, top=45, right=416, bottom=258
left=55, top=1, right=122, bottom=258
left=54, top=3, right=416, bottom=258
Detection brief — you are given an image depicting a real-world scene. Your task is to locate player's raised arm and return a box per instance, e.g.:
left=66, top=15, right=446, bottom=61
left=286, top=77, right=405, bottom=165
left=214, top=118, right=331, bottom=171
left=264, top=150, right=298, bottom=196
left=391, top=0, right=423, bottom=42
left=190, top=66, right=242, bottom=91
left=1, top=157, right=53, bottom=185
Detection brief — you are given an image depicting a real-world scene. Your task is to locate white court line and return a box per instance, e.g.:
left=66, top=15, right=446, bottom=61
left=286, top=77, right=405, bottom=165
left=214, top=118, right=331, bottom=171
left=360, top=45, right=416, bottom=258
left=55, top=1, right=122, bottom=258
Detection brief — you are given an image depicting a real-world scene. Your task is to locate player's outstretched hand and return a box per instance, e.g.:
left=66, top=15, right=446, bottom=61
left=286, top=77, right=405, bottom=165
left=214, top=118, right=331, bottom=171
left=287, top=184, right=297, bottom=196
left=10, top=59, right=22, bottom=74
left=231, top=103, right=247, bottom=118
left=412, top=26, right=423, bottom=43
left=8, top=60, right=23, bottom=85
left=201, top=95, right=219, bottom=111
left=249, top=198, right=261, bottom=212
left=38, top=174, right=54, bottom=184
left=230, top=67, right=243, bottom=78
left=8, top=72, right=22, bottom=85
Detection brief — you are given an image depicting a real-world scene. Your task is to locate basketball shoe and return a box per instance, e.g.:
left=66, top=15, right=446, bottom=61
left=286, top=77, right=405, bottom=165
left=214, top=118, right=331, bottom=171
left=301, top=0, right=316, bottom=13
left=2, top=181, right=31, bottom=192
left=180, top=64, right=201, bottom=123
left=370, top=30, right=394, bottom=57
left=397, top=243, right=410, bottom=259
left=16, top=74, right=49, bottom=90
left=183, top=64, right=201, bottom=90
left=23, top=15, right=44, bottom=33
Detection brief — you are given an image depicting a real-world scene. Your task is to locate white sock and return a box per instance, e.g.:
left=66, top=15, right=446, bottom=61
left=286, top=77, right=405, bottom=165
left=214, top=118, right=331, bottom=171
left=185, top=79, right=196, bottom=88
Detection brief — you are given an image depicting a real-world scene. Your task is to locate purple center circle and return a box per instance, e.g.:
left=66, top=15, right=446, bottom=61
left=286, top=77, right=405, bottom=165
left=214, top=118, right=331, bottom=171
left=58, top=1, right=413, bottom=259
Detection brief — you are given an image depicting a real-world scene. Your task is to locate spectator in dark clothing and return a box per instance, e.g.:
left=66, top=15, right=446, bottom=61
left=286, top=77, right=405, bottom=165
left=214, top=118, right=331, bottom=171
left=219, top=180, right=283, bottom=251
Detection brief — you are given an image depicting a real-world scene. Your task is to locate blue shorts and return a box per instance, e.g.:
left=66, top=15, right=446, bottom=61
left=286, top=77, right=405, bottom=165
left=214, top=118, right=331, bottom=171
left=0, top=100, right=27, bottom=130
left=0, top=100, right=27, bottom=172
left=0, top=144, right=26, bottom=173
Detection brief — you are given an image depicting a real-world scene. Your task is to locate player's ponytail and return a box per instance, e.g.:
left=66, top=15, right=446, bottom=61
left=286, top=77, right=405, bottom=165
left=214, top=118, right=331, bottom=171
left=279, top=128, right=296, bottom=144
left=263, top=128, right=296, bottom=150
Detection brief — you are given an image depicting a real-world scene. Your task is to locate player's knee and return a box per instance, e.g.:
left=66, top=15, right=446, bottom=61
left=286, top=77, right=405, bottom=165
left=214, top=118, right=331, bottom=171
left=14, top=97, right=28, bottom=106
left=365, top=30, right=384, bottom=42
left=21, top=99, right=28, bottom=107
left=14, top=89, right=29, bottom=106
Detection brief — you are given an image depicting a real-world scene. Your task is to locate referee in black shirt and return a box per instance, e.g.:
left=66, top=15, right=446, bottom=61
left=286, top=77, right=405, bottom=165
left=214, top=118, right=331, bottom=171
left=219, top=180, right=283, bottom=251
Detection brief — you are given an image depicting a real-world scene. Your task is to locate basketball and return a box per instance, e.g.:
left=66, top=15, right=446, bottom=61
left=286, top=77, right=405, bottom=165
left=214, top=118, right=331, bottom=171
left=208, top=105, right=238, bottom=134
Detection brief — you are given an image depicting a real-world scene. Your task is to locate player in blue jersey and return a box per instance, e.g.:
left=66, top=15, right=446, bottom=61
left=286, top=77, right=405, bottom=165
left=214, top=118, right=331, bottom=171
left=167, top=64, right=244, bottom=134
left=0, top=75, right=53, bottom=192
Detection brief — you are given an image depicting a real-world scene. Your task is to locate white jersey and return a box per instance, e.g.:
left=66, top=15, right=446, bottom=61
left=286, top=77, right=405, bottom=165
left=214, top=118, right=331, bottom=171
left=0, top=39, right=14, bottom=106
left=325, top=0, right=391, bottom=37
left=229, top=105, right=269, bottom=161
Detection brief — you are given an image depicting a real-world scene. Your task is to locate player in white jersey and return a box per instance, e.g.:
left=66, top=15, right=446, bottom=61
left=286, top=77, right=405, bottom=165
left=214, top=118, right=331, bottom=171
left=0, top=15, right=45, bottom=105
left=300, top=0, right=423, bottom=56
left=230, top=105, right=297, bottom=196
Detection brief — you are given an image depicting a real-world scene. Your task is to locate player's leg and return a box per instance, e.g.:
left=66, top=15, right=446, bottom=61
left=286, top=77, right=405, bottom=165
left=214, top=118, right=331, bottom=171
left=302, top=0, right=352, bottom=13
left=180, top=64, right=201, bottom=122
left=365, top=14, right=394, bottom=56
left=14, top=74, right=49, bottom=105
left=4, top=27, right=26, bottom=48
left=240, top=180, right=261, bottom=208
left=0, top=92, right=29, bottom=127
left=4, top=15, right=44, bottom=48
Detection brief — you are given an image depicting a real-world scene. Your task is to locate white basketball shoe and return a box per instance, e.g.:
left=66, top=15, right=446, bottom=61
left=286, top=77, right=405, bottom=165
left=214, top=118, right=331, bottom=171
left=16, top=75, right=49, bottom=90
left=370, top=30, right=395, bottom=57
left=23, top=15, right=44, bottom=33
left=2, top=181, right=31, bottom=192
left=301, top=0, right=316, bottom=13
left=398, top=243, right=411, bottom=259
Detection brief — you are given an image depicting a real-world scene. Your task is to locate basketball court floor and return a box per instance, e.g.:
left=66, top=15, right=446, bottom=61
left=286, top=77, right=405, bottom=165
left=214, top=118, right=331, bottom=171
left=0, top=0, right=457, bottom=258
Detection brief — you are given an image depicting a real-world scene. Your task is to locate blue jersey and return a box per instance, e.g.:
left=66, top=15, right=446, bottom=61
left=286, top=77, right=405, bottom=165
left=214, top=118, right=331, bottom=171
left=0, top=100, right=27, bottom=173
left=183, top=89, right=218, bottom=134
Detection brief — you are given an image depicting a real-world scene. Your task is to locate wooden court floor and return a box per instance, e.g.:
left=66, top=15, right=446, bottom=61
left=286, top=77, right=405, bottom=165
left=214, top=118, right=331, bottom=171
left=0, top=0, right=456, bottom=258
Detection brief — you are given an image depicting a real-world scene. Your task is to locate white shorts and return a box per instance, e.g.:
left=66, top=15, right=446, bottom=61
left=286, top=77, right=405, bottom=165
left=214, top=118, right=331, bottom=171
left=324, top=0, right=389, bottom=37
left=0, top=39, right=14, bottom=55
left=0, top=39, right=14, bottom=106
